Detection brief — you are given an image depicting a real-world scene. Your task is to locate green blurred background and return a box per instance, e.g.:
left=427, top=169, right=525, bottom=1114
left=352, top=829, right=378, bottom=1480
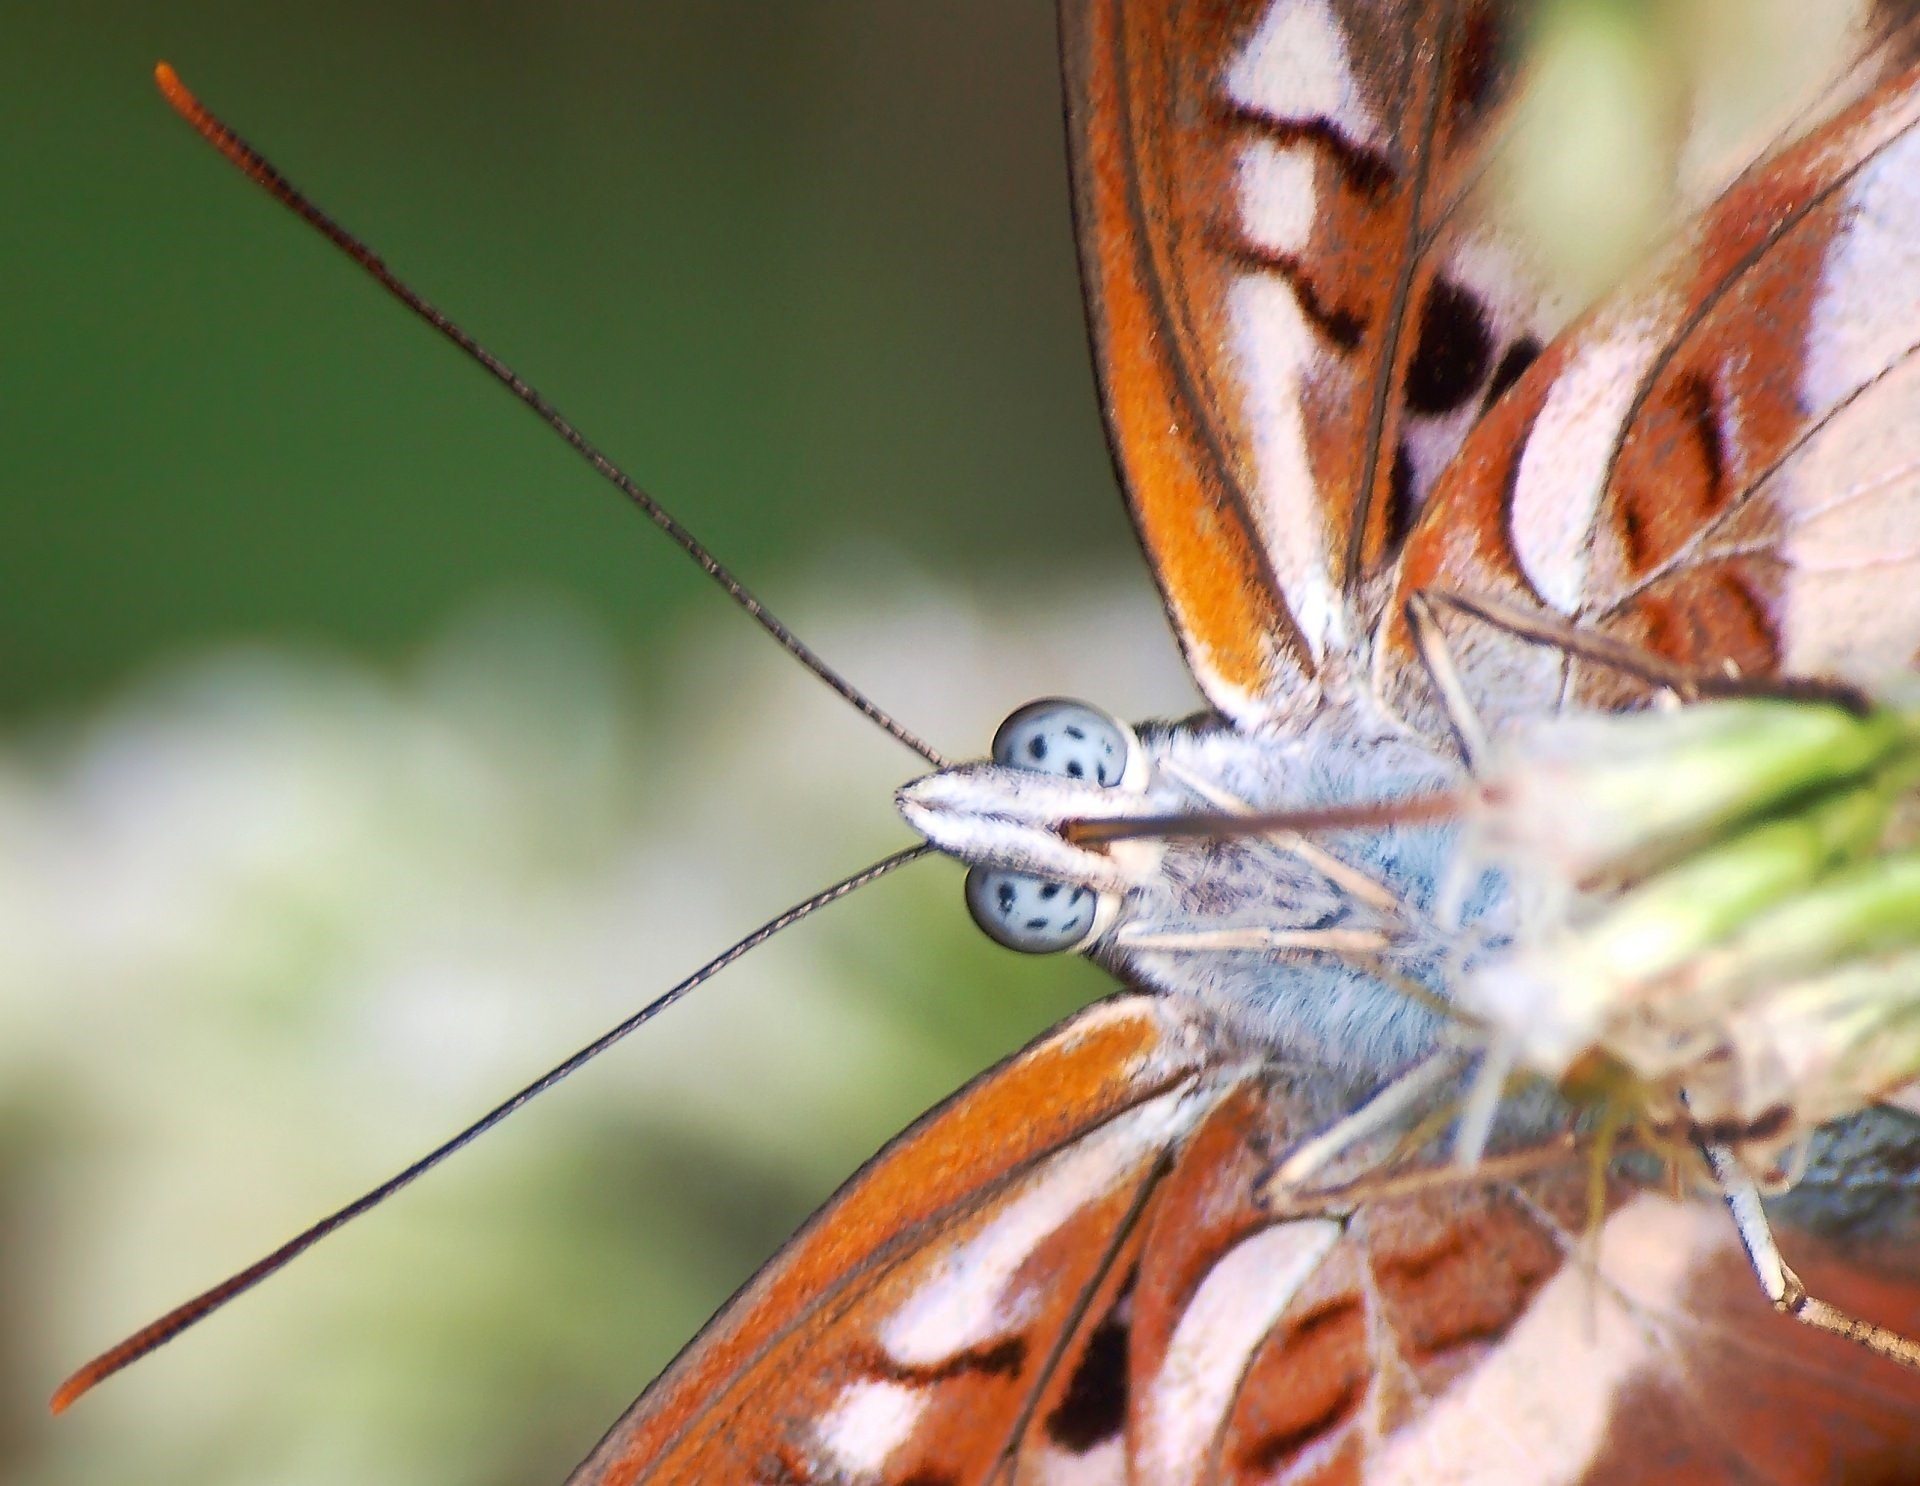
left=1, top=2, right=1860, bottom=1483
left=5, top=1, right=1149, bottom=716
left=5, top=7, right=1190, bottom=1483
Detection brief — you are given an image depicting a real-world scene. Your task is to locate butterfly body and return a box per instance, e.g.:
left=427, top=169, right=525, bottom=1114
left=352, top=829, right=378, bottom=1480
left=1120, top=711, right=1475, bottom=1070
left=905, top=703, right=1465, bottom=1074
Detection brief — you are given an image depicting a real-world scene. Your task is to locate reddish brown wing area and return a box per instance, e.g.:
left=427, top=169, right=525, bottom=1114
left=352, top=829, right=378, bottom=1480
left=1384, top=31, right=1920, bottom=733
left=565, top=995, right=1920, bottom=1483
left=1122, top=1104, right=1920, bottom=1484
left=1062, top=0, right=1552, bottom=722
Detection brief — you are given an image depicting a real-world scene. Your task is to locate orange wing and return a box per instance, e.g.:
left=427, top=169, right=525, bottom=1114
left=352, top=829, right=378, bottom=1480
left=1383, top=19, right=1920, bottom=734
left=566, top=997, right=1217, bottom=1483
left=568, top=995, right=1920, bottom=1483
left=1062, top=0, right=1554, bottom=724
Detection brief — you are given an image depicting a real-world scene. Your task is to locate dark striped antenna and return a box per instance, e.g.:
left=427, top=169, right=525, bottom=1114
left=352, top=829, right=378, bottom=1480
left=52, top=63, right=960, bottom=1415
left=152, top=63, right=948, bottom=770
left=53, top=842, right=932, bottom=1412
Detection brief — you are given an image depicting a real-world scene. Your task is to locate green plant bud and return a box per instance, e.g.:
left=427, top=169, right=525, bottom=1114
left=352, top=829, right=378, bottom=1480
left=1665, top=850, right=1920, bottom=1017
left=1480, top=698, right=1911, bottom=886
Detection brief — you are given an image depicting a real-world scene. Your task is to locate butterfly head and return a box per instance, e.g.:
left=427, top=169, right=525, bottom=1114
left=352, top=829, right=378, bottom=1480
left=896, top=698, right=1163, bottom=954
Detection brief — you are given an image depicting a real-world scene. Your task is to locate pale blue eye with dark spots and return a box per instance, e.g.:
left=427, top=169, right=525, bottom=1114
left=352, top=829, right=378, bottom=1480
left=991, top=699, right=1134, bottom=789
left=965, top=867, right=1101, bottom=954
left=960, top=698, right=1139, bottom=955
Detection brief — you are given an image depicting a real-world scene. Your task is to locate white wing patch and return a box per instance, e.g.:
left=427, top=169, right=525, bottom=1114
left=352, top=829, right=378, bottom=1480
left=875, top=1083, right=1204, bottom=1369
left=1372, top=1195, right=1725, bottom=1486
left=1226, top=0, right=1375, bottom=144
left=1020, top=1439, right=1126, bottom=1486
left=1138, top=1218, right=1343, bottom=1485
left=811, top=1380, right=926, bottom=1479
left=1228, top=275, right=1343, bottom=660
left=1776, top=358, right=1920, bottom=677
left=1236, top=139, right=1321, bottom=256
left=1511, top=324, right=1665, bottom=612
left=1781, top=124, right=1920, bottom=676
left=1802, top=113, right=1920, bottom=413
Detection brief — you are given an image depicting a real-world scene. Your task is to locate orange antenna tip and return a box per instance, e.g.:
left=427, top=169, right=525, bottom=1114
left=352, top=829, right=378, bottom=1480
left=154, top=61, right=188, bottom=109
left=51, top=1308, right=184, bottom=1414
left=50, top=1368, right=93, bottom=1415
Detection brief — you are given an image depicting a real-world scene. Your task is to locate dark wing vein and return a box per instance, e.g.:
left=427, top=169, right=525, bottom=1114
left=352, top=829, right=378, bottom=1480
left=1344, top=0, right=1461, bottom=591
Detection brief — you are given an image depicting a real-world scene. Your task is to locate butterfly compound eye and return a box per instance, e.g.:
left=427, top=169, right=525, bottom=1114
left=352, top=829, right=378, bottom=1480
left=961, top=700, right=1138, bottom=954
left=990, top=698, right=1140, bottom=790
left=964, top=867, right=1103, bottom=954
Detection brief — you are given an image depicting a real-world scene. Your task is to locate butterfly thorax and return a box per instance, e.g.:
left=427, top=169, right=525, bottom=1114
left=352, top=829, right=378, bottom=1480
left=1114, top=708, right=1469, bottom=1073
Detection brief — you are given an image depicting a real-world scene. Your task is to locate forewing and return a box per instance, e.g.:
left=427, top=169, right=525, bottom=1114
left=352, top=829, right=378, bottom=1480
left=566, top=995, right=1920, bottom=1483
left=1384, top=27, right=1920, bottom=733
left=564, top=995, right=1222, bottom=1484
left=1062, top=0, right=1554, bottom=724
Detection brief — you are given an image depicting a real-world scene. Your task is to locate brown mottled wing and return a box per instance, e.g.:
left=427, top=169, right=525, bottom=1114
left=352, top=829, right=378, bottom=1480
left=1383, top=28, right=1920, bottom=734
left=1130, top=1117, right=1920, bottom=1484
left=568, top=994, right=1920, bottom=1482
left=1062, top=0, right=1553, bottom=724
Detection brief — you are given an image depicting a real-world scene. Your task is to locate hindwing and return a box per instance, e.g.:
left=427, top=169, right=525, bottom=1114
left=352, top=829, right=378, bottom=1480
left=1384, top=24, right=1920, bottom=734
left=571, top=998, right=1920, bottom=1483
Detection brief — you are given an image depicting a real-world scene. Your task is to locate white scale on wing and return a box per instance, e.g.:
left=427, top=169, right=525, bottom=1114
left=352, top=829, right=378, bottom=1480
left=1784, top=122, right=1920, bottom=677
left=1509, top=323, right=1665, bottom=614
left=1223, top=0, right=1381, bottom=662
left=810, top=1380, right=925, bottom=1481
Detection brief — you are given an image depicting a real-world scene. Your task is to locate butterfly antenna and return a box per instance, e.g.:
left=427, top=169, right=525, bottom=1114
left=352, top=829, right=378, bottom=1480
left=152, top=63, right=947, bottom=769
left=50, top=841, right=932, bottom=1414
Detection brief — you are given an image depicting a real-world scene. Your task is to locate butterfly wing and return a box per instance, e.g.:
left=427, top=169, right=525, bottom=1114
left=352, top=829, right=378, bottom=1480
left=1383, top=20, right=1920, bottom=732
left=1130, top=1112, right=1920, bottom=1484
left=569, top=993, right=1920, bottom=1482
left=565, top=996, right=1220, bottom=1483
left=1062, top=0, right=1554, bottom=724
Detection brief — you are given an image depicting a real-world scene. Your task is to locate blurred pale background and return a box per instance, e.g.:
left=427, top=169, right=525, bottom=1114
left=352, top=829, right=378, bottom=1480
left=1, top=3, right=1871, bottom=1483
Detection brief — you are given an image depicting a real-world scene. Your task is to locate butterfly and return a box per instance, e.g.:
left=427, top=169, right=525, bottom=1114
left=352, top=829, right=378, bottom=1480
left=54, top=2, right=1920, bottom=1482
left=563, top=2, right=1920, bottom=1481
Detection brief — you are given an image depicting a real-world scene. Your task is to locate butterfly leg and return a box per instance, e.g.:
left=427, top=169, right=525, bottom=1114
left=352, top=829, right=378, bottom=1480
left=1700, top=1137, right=1920, bottom=1370
left=1426, top=587, right=1709, bottom=693
left=1423, top=588, right=1876, bottom=713
left=1115, top=924, right=1389, bottom=954
left=1405, top=590, right=1491, bottom=770
left=1259, top=1048, right=1470, bottom=1197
